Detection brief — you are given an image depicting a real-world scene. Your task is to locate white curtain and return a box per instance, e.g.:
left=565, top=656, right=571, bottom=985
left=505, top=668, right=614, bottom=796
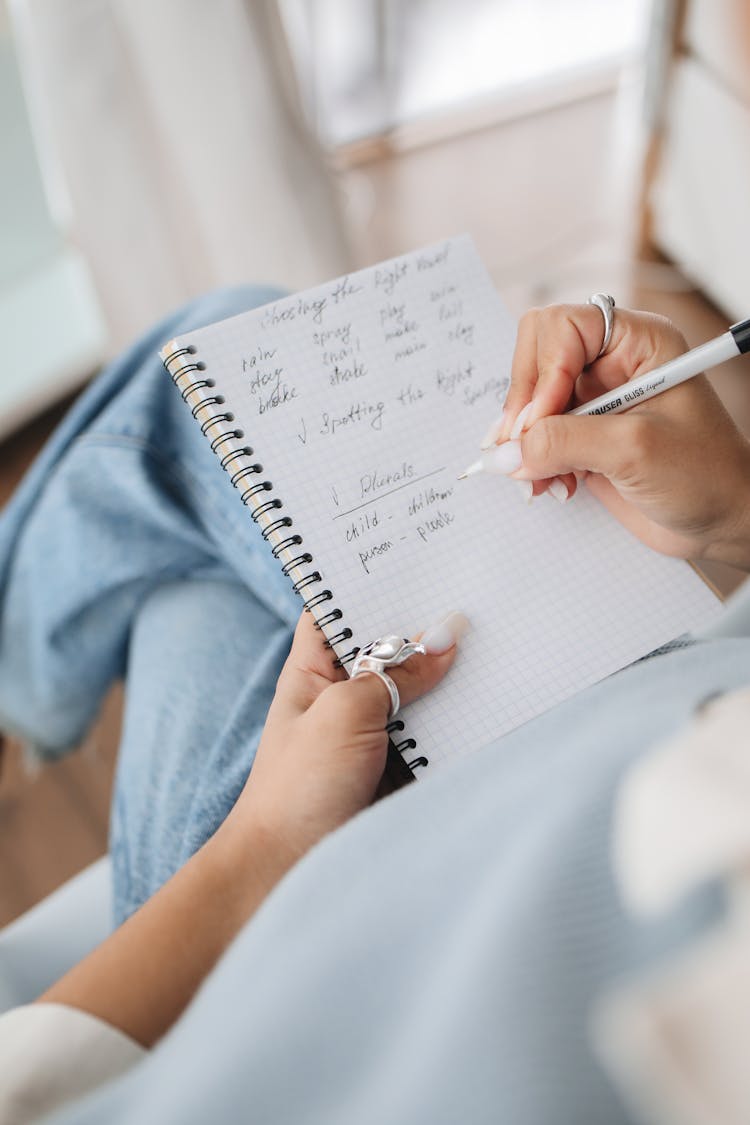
left=10, top=0, right=352, bottom=351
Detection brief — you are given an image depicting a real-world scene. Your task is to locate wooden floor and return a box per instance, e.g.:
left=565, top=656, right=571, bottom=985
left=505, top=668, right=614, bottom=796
left=2, top=89, right=749, bottom=928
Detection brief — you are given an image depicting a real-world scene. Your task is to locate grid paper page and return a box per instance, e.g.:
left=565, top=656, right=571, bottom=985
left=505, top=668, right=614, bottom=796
left=164, top=236, right=720, bottom=771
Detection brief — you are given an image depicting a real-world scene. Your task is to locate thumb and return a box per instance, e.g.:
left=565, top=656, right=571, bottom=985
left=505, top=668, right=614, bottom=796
left=316, top=613, right=468, bottom=732
left=346, top=631, right=462, bottom=727
left=515, top=413, right=639, bottom=483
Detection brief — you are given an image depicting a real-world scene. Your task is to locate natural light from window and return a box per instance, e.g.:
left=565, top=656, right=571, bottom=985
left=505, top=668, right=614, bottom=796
left=282, top=0, right=653, bottom=144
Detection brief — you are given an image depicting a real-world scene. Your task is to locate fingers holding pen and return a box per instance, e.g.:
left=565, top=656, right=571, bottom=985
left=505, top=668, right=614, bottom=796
left=471, top=437, right=578, bottom=502
left=482, top=303, right=614, bottom=450
left=480, top=302, right=621, bottom=500
left=476, top=305, right=690, bottom=502
left=484, top=306, right=686, bottom=448
left=512, top=415, right=622, bottom=482
left=526, top=303, right=611, bottom=426
left=481, top=308, right=539, bottom=446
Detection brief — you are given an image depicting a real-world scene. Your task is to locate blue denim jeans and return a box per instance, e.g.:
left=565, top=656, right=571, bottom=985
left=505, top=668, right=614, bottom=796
left=0, top=286, right=302, bottom=922
left=2, top=284, right=748, bottom=939
left=9, top=289, right=750, bottom=1125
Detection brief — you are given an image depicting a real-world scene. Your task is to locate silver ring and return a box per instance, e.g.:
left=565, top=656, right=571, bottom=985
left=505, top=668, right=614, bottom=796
left=350, top=634, right=426, bottom=721
left=353, top=668, right=400, bottom=720
left=587, top=293, right=616, bottom=359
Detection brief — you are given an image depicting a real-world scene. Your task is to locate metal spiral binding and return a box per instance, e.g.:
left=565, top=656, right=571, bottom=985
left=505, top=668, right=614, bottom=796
left=386, top=726, right=427, bottom=770
left=162, top=341, right=426, bottom=776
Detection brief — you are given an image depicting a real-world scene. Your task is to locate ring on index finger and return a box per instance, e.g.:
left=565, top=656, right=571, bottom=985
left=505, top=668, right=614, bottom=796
left=350, top=634, right=426, bottom=721
left=587, top=293, right=616, bottom=359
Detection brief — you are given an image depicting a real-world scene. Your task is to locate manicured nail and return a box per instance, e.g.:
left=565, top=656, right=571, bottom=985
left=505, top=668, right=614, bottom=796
left=510, top=401, right=533, bottom=440
left=482, top=441, right=523, bottom=473
left=548, top=478, right=569, bottom=504
left=421, top=611, right=471, bottom=654
left=515, top=480, right=533, bottom=505
left=479, top=409, right=507, bottom=450
left=458, top=440, right=523, bottom=479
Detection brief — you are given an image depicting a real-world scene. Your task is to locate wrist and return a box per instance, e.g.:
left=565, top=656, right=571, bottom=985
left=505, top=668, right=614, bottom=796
left=705, top=480, right=750, bottom=572
left=39, top=818, right=296, bottom=1048
left=209, top=814, right=298, bottom=928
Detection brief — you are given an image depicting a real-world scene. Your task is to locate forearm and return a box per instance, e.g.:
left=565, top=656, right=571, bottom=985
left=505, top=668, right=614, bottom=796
left=35, top=610, right=455, bottom=1049
left=38, top=819, right=291, bottom=1048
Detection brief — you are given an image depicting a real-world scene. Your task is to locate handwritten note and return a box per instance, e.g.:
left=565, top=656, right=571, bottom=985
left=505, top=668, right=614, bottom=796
left=231, top=239, right=504, bottom=597
left=167, top=236, right=720, bottom=772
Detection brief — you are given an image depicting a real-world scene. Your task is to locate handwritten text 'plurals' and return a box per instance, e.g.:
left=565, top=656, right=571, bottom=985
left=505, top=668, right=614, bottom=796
left=360, top=461, right=415, bottom=498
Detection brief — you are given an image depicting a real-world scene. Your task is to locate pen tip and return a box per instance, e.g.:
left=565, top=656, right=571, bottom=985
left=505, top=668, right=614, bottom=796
left=458, top=458, right=483, bottom=480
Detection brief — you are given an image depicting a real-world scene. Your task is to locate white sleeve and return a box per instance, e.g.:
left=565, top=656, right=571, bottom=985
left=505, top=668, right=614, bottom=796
left=0, top=1002, right=145, bottom=1124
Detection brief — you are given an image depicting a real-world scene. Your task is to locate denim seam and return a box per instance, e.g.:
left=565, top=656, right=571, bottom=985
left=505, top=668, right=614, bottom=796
left=74, top=431, right=250, bottom=547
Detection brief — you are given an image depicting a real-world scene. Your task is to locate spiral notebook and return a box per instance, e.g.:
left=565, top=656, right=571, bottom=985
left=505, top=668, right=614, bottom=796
left=161, top=235, right=720, bottom=780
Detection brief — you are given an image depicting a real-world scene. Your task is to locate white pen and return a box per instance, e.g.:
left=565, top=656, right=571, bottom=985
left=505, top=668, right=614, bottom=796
left=459, top=316, right=750, bottom=480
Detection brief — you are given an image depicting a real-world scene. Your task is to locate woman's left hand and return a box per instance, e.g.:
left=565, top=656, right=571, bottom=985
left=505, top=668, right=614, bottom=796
left=38, top=609, right=464, bottom=1050
left=223, top=610, right=463, bottom=881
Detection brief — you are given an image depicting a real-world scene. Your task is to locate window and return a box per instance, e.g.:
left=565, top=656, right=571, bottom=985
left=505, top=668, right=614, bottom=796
left=0, top=0, right=105, bottom=439
left=281, top=0, right=652, bottom=146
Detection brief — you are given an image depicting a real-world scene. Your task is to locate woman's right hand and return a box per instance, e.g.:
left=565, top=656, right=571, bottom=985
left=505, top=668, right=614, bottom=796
left=490, top=305, right=750, bottom=569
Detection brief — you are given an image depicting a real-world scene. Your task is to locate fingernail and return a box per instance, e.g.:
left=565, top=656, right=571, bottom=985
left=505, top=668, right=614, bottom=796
left=459, top=440, right=523, bottom=479
left=479, top=409, right=507, bottom=450
left=515, top=480, right=533, bottom=505
left=421, top=611, right=471, bottom=654
left=481, top=440, right=523, bottom=474
left=548, top=478, right=569, bottom=504
left=510, top=401, right=533, bottom=441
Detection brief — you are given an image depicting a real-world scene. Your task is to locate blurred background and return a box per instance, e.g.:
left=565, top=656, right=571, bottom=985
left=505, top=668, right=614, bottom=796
left=2, top=0, right=750, bottom=922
